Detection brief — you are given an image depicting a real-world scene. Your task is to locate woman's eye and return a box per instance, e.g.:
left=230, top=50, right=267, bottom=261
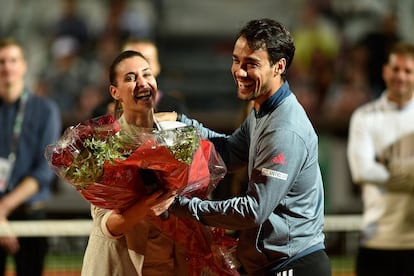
left=125, top=75, right=136, bottom=82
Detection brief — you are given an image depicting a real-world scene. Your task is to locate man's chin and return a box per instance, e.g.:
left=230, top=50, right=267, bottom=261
left=237, top=91, right=252, bottom=101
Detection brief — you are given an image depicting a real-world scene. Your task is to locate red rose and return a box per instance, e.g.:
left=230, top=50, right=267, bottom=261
left=51, top=147, right=74, bottom=168
left=83, top=115, right=120, bottom=138
left=96, top=114, right=116, bottom=126
left=75, top=125, right=94, bottom=141
left=95, top=120, right=121, bottom=137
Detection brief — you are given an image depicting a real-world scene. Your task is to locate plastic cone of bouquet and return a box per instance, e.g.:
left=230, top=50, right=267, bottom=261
left=45, top=114, right=240, bottom=275
left=45, top=114, right=225, bottom=211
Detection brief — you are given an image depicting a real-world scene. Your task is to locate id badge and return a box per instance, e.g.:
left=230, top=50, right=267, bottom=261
left=0, top=157, right=13, bottom=192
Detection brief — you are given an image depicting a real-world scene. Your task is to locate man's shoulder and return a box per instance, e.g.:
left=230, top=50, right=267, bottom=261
left=353, top=97, right=383, bottom=116
left=28, top=93, right=60, bottom=112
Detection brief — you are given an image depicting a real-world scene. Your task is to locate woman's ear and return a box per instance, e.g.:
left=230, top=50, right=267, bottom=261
left=109, top=85, right=119, bottom=100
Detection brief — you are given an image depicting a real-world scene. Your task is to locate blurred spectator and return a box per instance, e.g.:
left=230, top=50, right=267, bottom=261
left=0, top=38, right=61, bottom=276
left=72, top=84, right=106, bottom=124
left=290, top=1, right=341, bottom=130
left=357, top=12, right=400, bottom=97
left=35, top=35, right=95, bottom=129
left=321, top=43, right=374, bottom=137
left=102, top=0, right=155, bottom=42
left=292, top=2, right=340, bottom=74
left=347, top=42, right=414, bottom=276
left=50, top=0, right=89, bottom=52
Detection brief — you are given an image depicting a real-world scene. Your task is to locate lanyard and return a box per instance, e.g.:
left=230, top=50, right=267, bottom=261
left=8, top=90, right=29, bottom=163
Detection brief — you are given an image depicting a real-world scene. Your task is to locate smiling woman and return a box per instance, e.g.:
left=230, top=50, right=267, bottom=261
left=69, top=50, right=238, bottom=276
left=80, top=50, right=186, bottom=276
left=108, top=51, right=158, bottom=123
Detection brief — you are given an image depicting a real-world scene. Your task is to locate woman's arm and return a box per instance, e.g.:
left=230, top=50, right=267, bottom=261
left=105, top=190, right=176, bottom=236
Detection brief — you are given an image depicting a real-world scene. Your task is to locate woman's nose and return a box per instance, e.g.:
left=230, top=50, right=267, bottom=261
left=135, top=75, right=147, bottom=86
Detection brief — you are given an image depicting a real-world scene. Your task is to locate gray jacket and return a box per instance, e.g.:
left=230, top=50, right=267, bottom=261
left=172, top=81, right=325, bottom=274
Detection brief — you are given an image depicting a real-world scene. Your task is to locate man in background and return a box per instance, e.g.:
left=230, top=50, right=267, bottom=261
left=0, top=38, right=61, bottom=276
left=347, top=42, right=414, bottom=276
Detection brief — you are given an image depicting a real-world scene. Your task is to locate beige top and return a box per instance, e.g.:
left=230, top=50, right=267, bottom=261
left=81, top=205, right=142, bottom=276
left=81, top=115, right=189, bottom=275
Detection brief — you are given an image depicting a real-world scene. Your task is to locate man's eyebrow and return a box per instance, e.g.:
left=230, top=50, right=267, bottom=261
left=232, top=55, right=260, bottom=63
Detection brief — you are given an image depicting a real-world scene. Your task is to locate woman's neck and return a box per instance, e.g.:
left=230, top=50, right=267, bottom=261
left=122, top=111, right=154, bottom=128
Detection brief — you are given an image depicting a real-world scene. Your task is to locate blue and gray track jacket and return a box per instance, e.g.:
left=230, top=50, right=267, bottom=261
left=172, top=81, right=325, bottom=274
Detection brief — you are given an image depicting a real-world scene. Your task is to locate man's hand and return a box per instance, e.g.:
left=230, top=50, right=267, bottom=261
left=384, top=159, right=414, bottom=193
left=0, top=236, right=19, bottom=254
left=0, top=220, right=19, bottom=254
left=384, top=174, right=414, bottom=193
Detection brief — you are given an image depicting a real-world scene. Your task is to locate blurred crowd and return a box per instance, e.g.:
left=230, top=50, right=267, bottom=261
left=0, top=0, right=410, bottom=213
left=0, top=0, right=407, bottom=131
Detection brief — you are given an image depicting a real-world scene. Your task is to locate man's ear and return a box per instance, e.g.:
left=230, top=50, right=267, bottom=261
left=274, top=58, right=286, bottom=77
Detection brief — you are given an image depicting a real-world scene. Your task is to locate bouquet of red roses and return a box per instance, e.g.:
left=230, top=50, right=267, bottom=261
left=45, top=114, right=240, bottom=275
left=45, top=114, right=225, bottom=211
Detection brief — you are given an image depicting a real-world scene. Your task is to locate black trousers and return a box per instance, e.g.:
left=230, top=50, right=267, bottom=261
left=0, top=209, right=48, bottom=276
left=265, top=249, right=331, bottom=276
left=356, top=247, right=414, bottom=276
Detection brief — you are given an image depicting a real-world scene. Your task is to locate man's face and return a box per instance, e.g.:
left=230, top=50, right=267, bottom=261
left=383, top=53, right=414, bottom=104
left=0, top=45, right=27, bottom=89
left=231, top=36, right=276, bottom=103
left=110, top=56, right=158, bottom=114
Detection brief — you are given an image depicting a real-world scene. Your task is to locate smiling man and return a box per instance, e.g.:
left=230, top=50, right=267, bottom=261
left=347, top=42, right=414, bottom=276
left=157, top=18, right=331, bottom=276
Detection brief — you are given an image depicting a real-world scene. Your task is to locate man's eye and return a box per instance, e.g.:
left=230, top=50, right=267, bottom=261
left=247, top=63, right=258, bottom=68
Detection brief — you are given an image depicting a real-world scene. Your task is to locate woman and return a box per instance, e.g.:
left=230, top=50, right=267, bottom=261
left=81, top=51, right=188, bottom=276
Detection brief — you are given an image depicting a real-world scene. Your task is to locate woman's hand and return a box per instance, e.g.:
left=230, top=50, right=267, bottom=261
left=106, top=189, right=177, bottom=236
left=148, top=190, right=177, bottom=216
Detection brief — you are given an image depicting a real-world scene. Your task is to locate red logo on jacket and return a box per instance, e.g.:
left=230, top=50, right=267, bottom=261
left=272, top=153, right=287, bottom=165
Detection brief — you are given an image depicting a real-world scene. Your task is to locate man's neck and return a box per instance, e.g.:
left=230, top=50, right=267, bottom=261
left=0, top=83, right=24, bottom=104
left=387, top=92, right=413, bottom=109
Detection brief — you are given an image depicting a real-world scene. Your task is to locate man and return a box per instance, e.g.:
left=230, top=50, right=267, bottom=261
left=347, top=42, right=414, bottom=276
left=0, top=38, right=61, bottom=276
left=158, top=18, right=330, bottom=276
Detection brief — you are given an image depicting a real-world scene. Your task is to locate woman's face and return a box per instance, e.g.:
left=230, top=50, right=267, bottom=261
left=110, top=55, right=157, bottom=114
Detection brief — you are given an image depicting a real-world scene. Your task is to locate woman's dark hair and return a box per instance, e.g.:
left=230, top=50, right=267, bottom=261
left=109, top=50, right=148, bottom=86
left=236, top=18, right=295, bottom=80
